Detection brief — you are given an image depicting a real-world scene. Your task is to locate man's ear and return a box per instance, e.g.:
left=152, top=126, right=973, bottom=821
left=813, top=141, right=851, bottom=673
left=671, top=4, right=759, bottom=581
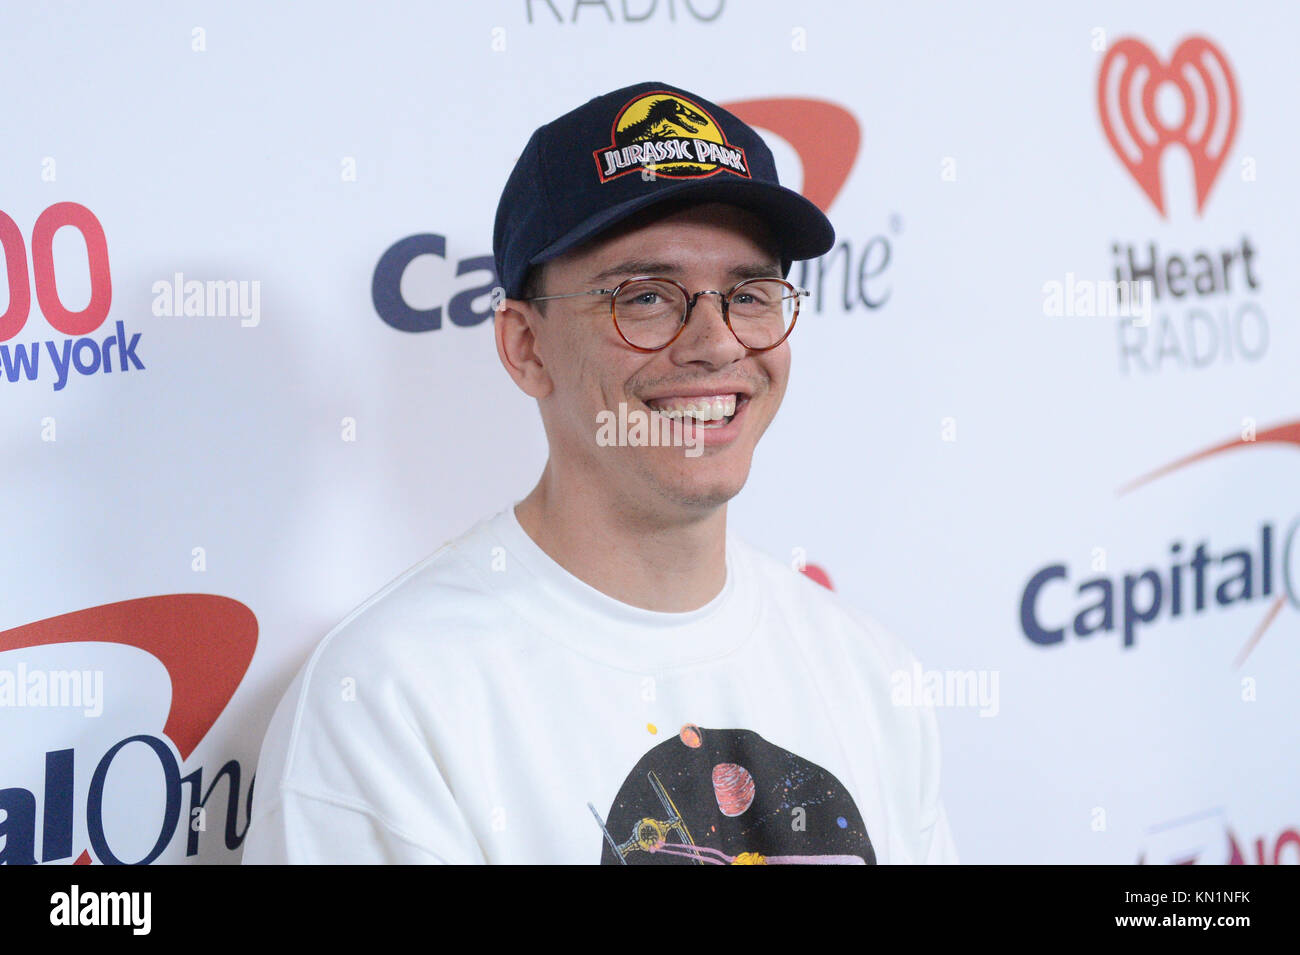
left=494, top=298, right=553, bottom=398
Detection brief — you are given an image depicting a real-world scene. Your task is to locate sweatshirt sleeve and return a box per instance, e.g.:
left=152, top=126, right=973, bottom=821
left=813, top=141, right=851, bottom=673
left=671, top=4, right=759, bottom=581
left=241, top=787, right=451, bottom=864
left=915, top=675, right=960, bottom=864
left=921, top=802, right=960, bottom=864
left=843, top=603, right=960, bottom=864
left=240, top=633, right=488, bottom=865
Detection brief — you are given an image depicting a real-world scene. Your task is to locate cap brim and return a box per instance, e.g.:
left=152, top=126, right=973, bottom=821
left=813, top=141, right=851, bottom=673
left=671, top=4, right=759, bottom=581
left=528, top=178, right=835, bottom=275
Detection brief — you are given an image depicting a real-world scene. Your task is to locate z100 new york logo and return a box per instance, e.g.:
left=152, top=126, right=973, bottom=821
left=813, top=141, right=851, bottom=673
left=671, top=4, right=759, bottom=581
left=0, top=203, right=142, bottom=391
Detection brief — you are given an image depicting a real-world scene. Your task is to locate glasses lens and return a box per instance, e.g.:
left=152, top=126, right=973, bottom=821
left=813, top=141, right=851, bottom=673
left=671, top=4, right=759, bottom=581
left=612, top=279, right=687, bottom=349
left=727, top=279, right=798, bottom=349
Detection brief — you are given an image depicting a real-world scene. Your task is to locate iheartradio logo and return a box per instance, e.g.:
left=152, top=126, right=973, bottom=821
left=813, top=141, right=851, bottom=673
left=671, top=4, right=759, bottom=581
left=1097, top=36, right=1239, bottom=217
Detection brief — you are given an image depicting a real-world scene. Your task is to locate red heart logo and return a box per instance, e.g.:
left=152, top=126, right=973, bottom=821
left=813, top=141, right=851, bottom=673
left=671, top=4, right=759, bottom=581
left=1097, top=36, right=1239, bottom=216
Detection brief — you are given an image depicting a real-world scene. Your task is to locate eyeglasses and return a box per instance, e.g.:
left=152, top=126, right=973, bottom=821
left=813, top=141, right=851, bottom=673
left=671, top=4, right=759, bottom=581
left=525, top=276, right=808, bottom=352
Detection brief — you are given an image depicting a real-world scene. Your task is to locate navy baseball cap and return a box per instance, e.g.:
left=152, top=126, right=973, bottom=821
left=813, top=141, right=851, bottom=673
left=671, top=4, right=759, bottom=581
left=493, top=81, right=836, bottom=299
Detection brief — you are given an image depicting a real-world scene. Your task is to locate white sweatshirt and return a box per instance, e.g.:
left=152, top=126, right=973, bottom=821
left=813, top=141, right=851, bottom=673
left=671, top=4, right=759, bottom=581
left=242, top=505, right=959, bottom=865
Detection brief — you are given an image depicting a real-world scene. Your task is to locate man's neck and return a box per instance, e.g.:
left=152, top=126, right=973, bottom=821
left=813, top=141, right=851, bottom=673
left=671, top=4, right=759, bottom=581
left=513, top=465, right=727, bottom=613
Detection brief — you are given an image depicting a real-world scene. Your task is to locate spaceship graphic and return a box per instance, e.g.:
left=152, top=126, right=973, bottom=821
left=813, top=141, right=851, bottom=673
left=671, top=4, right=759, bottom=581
left=588, top=771, right=696, bottom=864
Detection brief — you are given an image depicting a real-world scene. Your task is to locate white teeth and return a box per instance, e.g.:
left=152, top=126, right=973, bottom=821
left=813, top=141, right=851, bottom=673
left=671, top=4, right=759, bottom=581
left=646, top=394, right=740, bottom=422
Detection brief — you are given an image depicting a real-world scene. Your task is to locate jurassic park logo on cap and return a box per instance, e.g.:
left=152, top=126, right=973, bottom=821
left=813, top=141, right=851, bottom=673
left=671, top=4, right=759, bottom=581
left=593, top=91, right=751, bottom=183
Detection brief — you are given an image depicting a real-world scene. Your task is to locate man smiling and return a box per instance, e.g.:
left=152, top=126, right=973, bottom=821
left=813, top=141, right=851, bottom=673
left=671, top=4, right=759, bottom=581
left=243, top=82, right=958, bottom=865
left=502, top=201, right=795, bottom=612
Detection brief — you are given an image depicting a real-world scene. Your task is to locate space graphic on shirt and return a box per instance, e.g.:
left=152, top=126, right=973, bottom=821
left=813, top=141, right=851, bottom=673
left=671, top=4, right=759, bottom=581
left=589, top=724, right=875, bottom=865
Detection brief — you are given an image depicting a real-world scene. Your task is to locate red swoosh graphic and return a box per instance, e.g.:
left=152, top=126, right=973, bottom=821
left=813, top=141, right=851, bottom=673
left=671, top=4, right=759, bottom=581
left=0, top=594, right=258, bottom=760
left=1118, top=421, right=1300, bottom=495
left=722, top=98, right=860, bottom=213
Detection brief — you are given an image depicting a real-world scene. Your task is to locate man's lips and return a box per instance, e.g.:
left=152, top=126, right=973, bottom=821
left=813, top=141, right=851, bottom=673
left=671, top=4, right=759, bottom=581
left=631, top=382, right=760, bottom=444
left=637, top=394, right=753, bottom=445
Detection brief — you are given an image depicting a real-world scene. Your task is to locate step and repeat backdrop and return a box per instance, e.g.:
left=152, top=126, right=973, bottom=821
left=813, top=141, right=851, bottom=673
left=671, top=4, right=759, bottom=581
left=3, top=1, right=1296, bottom=865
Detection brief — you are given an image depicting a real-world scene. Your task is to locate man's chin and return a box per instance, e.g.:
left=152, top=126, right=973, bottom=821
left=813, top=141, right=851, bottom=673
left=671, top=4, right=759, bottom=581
left=623, top=446, right=755, bottom=514
left=653, top=471, right=749, bottom=512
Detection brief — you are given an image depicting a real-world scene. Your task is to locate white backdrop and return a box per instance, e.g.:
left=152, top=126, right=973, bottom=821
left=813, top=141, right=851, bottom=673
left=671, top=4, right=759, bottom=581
left=3, top=0, right=1297, bottom=865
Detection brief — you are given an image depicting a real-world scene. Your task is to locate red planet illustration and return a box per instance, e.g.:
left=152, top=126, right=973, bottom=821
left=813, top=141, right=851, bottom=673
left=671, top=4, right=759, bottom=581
left=712, top=763, right=756, bottom=817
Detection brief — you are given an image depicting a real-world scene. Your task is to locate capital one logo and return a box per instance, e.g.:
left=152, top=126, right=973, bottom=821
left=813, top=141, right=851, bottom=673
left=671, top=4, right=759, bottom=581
left=1020, top=420, right=1300, bottom=660
left=0, top=596, right=257, bottom=864
left=1097, top=36, right=1239, bottom=216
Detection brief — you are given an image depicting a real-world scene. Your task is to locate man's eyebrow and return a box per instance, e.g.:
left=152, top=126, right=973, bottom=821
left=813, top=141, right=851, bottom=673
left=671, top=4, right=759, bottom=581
left=587, top=259, right=783, bottom=285
left=588, top=260, right=680, bottom=284
left=729, top=262, right=784, bottom=280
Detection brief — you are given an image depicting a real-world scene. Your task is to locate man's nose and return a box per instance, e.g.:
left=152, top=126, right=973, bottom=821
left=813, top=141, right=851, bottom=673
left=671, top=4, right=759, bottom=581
left=674, top=291, right=744, bottom=355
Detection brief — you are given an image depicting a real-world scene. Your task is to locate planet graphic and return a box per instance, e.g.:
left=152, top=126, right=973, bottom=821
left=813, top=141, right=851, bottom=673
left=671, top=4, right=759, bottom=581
left=712, top=762, right=755, bottom=817
left=594, top=726, right=875, bottom=865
